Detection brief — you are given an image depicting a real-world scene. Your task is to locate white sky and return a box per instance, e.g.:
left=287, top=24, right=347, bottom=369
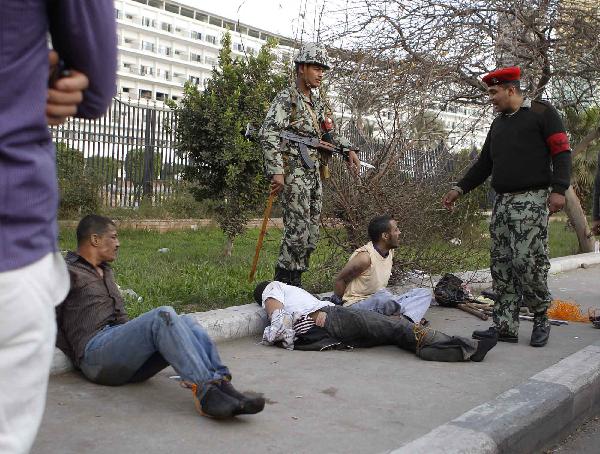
left=179, top=0, right=324, bottom=39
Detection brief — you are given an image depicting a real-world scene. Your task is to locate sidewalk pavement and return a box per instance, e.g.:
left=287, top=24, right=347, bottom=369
left=38, top=257, right=600, bottom=454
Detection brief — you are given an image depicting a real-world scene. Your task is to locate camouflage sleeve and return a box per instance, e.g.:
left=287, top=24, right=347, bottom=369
left=329, top=129, right=355, bottom=151
left=259, top=89, right=292, bottom=176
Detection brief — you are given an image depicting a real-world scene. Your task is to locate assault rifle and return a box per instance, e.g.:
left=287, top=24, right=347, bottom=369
left=244, top=123, right=375, bottom=171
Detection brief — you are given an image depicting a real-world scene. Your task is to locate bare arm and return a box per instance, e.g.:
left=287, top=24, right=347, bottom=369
left=333, top=251, right=371, bottom=298
left=264, top=297, right=285, bottom=319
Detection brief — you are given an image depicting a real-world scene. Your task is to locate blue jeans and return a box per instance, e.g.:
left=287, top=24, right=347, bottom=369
left=350, top=288, right=432, bottom=322
left=79, top=307, right=230, bottom=390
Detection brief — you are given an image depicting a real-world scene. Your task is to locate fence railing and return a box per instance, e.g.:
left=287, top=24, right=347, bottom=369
left=51, top=96, right=186, bottom=208
left=52, top=99, right=490, bottom=209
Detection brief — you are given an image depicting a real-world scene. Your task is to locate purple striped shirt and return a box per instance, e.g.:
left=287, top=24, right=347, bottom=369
left=0, top=0, right=117, bottom=272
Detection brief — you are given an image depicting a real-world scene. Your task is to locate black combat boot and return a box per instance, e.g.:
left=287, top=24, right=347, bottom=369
left=472, top=326, right=518, bottom=343
left=290, top=270, right=303, bottom=288
left=530, top=313, right=551, bottom=347
left=274, top=266, right=292, bottom=285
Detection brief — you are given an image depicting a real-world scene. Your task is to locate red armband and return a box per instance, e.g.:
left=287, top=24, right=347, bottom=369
left=546, top=132, right=570, bottom=156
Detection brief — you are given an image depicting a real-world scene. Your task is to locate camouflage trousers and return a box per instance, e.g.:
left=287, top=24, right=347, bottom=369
left=277, top=156, right=322, bottom=271
left=490, top=189, right=551, bottom=336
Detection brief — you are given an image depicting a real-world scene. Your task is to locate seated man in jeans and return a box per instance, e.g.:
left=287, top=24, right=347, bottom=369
left=56, top=215, right=264, bottom=419
left=254, top=280, right=496, bottom=362
left=331, top=215, right=431, bottom=323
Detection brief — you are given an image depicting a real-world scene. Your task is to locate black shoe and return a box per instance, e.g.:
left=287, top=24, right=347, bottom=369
left=290, top=270, right=303, bottom=288
left=472, top=326, right=518, bottom=343
left=218, top=380, right=265, bottom=415
left=530, top=322, right=550, bottom=347
left=274, top=267, right=292, bottom=285
left=193, top=384, right=240, bottom=419
left=470, top=338, right=498, bottom=362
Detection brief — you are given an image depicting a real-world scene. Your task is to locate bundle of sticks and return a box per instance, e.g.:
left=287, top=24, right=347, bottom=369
left=455, top=298, right=568, bottom=326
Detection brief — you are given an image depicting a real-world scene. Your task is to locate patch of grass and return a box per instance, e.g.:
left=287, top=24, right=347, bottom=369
left=58, top=219, right=582, bottom=318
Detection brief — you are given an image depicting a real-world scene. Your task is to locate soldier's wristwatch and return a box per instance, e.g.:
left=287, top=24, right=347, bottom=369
left=450, top=185, right=464, bottom=195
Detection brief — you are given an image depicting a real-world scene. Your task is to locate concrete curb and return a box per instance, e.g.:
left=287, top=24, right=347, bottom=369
left=388, top=341, right=600, bottom=454
left=49, top=252, right=600, bottom=376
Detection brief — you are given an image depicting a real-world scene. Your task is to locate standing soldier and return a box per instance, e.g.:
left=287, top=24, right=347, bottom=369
left=442, top=66, right=572, bottom=348
left=259, top=43, right=360, bottom=287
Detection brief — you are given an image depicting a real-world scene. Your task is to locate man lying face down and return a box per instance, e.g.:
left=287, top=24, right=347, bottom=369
left=254, top=280, right=496, bottom=362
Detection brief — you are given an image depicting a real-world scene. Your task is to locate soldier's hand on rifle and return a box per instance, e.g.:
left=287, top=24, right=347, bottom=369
left=47, top=50, right=89, bottom=126
left=270, top=174, right=285, bottom=195
left=442, top=189, right=460, bottom=212
left=347, top=150, right=360, bottom=176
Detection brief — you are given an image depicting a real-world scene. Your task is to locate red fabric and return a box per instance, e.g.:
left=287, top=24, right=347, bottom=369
left=546, top=132, right=570, bottom=156
left=482, top=66, right=521, bottom=86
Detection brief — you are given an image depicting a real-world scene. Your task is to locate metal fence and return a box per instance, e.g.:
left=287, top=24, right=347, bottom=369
left=52, top=99, right=488, bottom=209
left=51, top=96, right=186, bottom=208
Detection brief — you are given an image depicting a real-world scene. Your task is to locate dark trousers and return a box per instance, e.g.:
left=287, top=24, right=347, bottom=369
left=321, top=306, right=477, bottom=362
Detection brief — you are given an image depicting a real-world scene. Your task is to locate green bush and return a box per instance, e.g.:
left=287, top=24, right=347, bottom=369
left=55, top=142, right=101, bottom=219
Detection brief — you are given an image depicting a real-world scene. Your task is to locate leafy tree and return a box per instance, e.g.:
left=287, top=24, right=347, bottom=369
left=173, top=33, right=287, bottom=255
left=85, top=156, right=122, bottom=185
left=55, top=142, right=101, bottom=218
left=124, top=147, right=163, bottom=187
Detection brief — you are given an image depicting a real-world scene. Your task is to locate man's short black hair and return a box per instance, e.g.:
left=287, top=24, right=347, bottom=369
left=254, top=281, right=271, bottom=306
left=500, top=80, right=521, bottom=93
left=368, top=215, right=394, bottom=242
left=76, top=214, right=116, bottom=246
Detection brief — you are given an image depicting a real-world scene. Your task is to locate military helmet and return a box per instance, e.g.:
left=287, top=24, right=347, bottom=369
left=294, top=42, right=330, bottom=70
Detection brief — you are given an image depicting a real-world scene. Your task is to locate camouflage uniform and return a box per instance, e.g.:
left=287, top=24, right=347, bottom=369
left=490, top=189, right=551, bottom=336
left=259, top=43, right=353, bottom=280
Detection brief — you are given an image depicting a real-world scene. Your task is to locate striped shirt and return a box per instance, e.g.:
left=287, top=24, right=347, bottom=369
left=55, top=252, right=129, bottom=367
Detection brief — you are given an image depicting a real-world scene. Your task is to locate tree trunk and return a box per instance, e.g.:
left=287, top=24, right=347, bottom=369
left=564, top=186, right=595, bottom=253
left=564, top=125, right=600, bottom=253
left=224, top=236, right=234, bottom=257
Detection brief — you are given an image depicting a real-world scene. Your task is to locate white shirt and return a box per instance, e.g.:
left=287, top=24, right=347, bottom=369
left=261, top=281, right=333, bottom=316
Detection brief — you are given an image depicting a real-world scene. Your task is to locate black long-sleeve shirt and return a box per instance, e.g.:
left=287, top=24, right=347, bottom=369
left=457, top=99, right=572, bottom=195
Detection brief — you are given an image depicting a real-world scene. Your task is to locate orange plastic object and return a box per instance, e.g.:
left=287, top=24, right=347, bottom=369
left=547, top=300, right=590, bottom=322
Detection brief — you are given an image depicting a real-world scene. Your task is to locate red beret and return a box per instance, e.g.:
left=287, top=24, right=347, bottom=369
left=482, top=66, right=521, bottom=86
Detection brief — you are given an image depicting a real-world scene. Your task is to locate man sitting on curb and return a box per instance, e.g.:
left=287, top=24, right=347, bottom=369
left=56, top=215, right=265, bottom=419
left=330, top=215, right=432, bottom=323
left=254, top=280, right=496, bottom=362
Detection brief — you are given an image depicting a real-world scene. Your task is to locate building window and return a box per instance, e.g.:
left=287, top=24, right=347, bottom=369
left=191, top=31, right=202, bottom=40
left=148, top=0, right=163, bottom=8
left=140, top=65, right=154, bottom=76
left=171, top=95, right=179, bottom=100
left=205, top=56, right=217, bottom=66
left=156, top=92, right=167, bottom=101
left=235, top=43, right=244, bottom=52
left=195, top=12, right=208, bottom=22
left=248, top=29, right=260, bottom=38
left=223, top=21, right=235, bottom=30
left=189, top=76, right=200, bottom=85
left=115, top=9, right=122, bottom=19
left=161, top=22, right=173, bottom=33
left=142, top=41, right=155, bottom=52
left=190, top=53, right=202, bottom=63
left=158, top=45, right=172, bottom=56
left=209, top=17, right=222, bottom=27
left=142, top=17, right=157, bottom=27
left=122, top=87, right=131, bottom=93
left=180, top=7, right=194, bottom=18
left=165, top=2, right=179, bottom=14
left=140, top=89, right=152, bottom=100
left=205, top=34, right=217, bottom=45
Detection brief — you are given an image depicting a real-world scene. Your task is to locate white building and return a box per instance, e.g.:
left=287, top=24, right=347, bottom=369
left=114, top=0, right=296, bottom=102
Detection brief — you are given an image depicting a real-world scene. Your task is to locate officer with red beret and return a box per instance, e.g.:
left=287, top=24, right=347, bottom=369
left=442, top=66, right=572, bottom=348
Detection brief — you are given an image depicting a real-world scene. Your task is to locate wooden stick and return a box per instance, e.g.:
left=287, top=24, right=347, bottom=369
left=457, top=303, right=489, bottom=320
left=248, top=193, right=276, bottom=282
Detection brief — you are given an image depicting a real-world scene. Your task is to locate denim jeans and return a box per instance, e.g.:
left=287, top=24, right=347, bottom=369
left=349, top=288, right=432, bottom=322
left=80, top=306, right=230, bottom=390
left=321, top=306, right=477, bottom=361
